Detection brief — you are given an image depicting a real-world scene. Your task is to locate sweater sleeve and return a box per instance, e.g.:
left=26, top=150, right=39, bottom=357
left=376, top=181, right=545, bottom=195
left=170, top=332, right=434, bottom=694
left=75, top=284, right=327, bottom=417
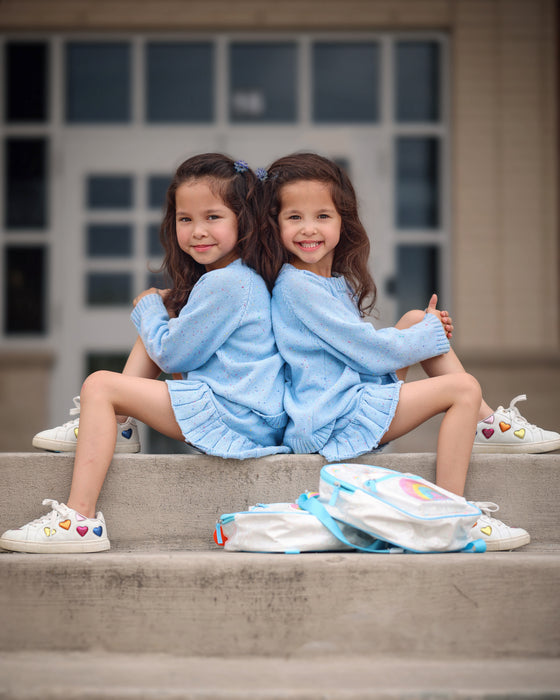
left=277, top=273, right=450, bottom=376
left=130, top=267, right=251, bottom=374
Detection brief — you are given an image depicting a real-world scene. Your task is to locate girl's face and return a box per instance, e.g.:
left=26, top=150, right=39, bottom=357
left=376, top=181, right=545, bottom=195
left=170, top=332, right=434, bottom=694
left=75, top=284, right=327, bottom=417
left=278, top=179, right=341, bottom=278
left=175, top=179, right=239, bottom=271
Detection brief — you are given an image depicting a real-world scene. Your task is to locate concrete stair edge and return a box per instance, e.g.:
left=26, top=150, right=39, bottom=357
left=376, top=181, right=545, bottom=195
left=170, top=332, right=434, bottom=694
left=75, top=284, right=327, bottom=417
left=1, top=550, right=559, bottom=658
left=1, top=452, right=559, bottom=548
left=1, top=651, right=559, bottom=700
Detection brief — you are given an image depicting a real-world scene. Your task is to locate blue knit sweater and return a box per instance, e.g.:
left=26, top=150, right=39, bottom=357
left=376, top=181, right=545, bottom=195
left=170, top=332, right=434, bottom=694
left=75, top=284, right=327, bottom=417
left=271, top=264, right=450, bottom=460
left=131, top=259, right=289, bottom=458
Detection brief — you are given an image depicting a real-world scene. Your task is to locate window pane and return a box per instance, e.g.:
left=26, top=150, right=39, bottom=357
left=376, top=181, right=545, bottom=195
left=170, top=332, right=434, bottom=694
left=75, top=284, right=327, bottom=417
left=148, top=175, right=170, bottom=210
left=230, top=43, right=297, bottom=122
left=87, top=273, right=132, bottom=305
left=396, top=245, right=440, bottom=318
left=147, top=271, right=171, bottom=289
left=86, top=352, right=128, bottom=375
left=5, top=42, right=49, bottom=122
left=396, top=41, right=440, bottom=123
left=147, top=224, right=162, bottom=256
left=396, top=137, right=440, bottom=229
left=313, top=42, right=379, bottom=123
left=87, top=176, right=133, bottom=209
left=87, top=224, right=133, bottom=257
left=66, top=42, right=131, bottom=123
left=146, top=42, right=213, bottom=122
left=4, top=246, right=47, bottom=334
left=5, top=138, right=48, bottom=229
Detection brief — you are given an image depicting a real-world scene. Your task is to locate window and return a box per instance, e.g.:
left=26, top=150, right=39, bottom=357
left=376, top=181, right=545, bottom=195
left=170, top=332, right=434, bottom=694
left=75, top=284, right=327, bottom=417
left=4, top=138, right=48, bottom=229
left=66, top=42, right=131, bottom=123
left=396, top=137, right=440, bottom=229
left=146, top=42, right=214, bottom=122
left=230, top=42, right=297, bottom=122
left=4, top=246, right=47, bottom=333
left=396, top=41, right=440, bottom=123
left=313, top=42, right=379, bottom=122
left=5, top=42, right=49, bottom=122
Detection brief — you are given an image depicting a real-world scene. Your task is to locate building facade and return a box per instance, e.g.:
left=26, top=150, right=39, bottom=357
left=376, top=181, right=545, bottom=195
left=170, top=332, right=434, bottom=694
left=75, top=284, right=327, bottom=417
left=0, top=0, right=558, bottom=451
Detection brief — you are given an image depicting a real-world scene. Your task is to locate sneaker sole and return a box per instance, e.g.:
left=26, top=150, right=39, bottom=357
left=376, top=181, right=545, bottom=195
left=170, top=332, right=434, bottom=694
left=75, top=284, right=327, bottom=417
left=482, top=532, right=531, bottom=552
left=472, top=438, right=560, bottom=454
left=32, top=437, right=140, bottom=453
left=0, top=537, right=111, bottom=554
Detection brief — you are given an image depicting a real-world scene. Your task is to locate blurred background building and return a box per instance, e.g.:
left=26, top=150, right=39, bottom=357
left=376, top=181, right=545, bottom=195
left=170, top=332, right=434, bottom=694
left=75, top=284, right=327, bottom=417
left=0, top=0, right=558, bottom=452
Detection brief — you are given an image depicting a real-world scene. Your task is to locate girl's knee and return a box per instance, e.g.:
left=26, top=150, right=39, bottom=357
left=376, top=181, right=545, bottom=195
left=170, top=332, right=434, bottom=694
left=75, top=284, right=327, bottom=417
left=81, top=370, right=119, bottom=400
left=396, top=309, right=425, bottom=330
left=456, top=373, right=482, bottom=406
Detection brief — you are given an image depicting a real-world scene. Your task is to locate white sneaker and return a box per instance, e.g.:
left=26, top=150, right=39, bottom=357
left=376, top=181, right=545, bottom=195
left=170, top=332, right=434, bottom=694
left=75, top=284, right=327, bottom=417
left=473, top=394, right=560, bottom=454
left=32, top=396, right=140, bottom=453
left=470, top=502, right=530, bottom=551
left=0, top=499, right=110, bottom=553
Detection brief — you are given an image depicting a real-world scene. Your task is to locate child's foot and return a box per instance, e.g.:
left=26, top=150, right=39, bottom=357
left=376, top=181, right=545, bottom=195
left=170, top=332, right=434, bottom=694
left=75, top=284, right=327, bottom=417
left=470, top=502, right=530, bottom=551
left=32, top=396, right=141, bottom=453
left=0, top=499, right=110, bottom=553
left=472, top=394, right=560, bottom=454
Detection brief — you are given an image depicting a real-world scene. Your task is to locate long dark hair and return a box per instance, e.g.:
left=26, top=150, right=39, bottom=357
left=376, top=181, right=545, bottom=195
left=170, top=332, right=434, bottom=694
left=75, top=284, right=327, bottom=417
left=159, top=153, right=259, bottom=316
left=252, top=152, right=377, bottom=315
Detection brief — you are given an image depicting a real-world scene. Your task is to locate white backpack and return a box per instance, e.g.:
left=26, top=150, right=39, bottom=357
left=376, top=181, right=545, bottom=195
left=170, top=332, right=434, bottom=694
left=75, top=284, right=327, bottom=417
left=214, top=499, right=374, bottom=553
left=298, top=463, right=485, bottom=553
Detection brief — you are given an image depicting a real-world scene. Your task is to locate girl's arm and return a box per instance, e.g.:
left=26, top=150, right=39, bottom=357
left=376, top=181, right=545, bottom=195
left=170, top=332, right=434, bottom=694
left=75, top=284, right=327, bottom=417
left=130, top=270, right=251, bottom=374
left=278, top=275, right=449, bottom=376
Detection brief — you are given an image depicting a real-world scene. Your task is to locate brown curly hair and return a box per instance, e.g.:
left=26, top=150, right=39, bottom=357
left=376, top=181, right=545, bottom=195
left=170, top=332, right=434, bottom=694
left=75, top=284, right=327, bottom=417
left=158, top=153, right=260, bottom=316
left=247, top=152, right=377, bottom=315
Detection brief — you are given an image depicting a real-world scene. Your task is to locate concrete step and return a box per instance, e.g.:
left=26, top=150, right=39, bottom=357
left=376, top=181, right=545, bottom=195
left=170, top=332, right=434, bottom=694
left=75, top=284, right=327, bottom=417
left=1, top=453, right=559, bottom=549
left=1, top=652, right=559, bottom=700
left=1, top=549, right=559, bottom=658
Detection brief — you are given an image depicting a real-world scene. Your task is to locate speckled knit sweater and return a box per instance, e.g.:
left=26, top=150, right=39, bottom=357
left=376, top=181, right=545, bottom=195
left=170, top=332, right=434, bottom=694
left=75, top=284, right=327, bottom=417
left=271, top=264, right=450, bottom=461
left=131, top=259, right=289, bottom=458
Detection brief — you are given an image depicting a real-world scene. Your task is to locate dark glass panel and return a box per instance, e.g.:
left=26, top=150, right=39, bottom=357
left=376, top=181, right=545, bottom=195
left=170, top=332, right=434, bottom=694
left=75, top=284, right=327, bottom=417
left=5, top=42, right=49, bottom=122
left=146, top=42, right=214, bottom=122
left=4, top=246, right=47, bottom=333
left=396, top=137, right=440, bottom=229
left=313, top=42, right=379, bottom=123
left=5, top=138, right=48, bottom=229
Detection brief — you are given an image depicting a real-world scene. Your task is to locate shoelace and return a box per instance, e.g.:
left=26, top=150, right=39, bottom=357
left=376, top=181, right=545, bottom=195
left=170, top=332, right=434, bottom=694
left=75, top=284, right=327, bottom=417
left=498, top=394, right=537, bottom=429
left=26, top=499, right=68, bottom=527
left=60, top=396, right=81, bottom=428
left=471, top=501, right=499, bottom=519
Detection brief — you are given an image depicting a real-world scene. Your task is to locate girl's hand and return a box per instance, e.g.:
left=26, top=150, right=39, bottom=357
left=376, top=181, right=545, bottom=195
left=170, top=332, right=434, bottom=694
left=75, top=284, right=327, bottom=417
left=133, top=288, right=161, bottom=307
left=426, top=294, right=453, bottom=340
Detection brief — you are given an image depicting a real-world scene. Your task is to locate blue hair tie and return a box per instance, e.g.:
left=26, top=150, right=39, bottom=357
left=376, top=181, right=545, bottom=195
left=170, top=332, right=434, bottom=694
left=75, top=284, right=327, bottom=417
left=234, top=160, right=249, bottom=173
left=255, top=167, right=268, bottom=182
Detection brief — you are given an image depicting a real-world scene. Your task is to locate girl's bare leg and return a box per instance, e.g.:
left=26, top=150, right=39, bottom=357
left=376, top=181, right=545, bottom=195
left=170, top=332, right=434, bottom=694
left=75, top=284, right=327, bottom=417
left=380, top=373, right=482, bottom=496
left=394, top=309, right=493, bottom=421
left=68, top=371, right=184, bottom=517
left=122, top=336, right=162, bottom=380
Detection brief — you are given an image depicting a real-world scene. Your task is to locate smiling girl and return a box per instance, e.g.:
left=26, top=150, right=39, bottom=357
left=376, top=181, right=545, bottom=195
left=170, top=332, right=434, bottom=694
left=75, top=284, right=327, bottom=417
left=1, top=153, right=288, bottom=553
left=260, top=152, right=536, bottom=551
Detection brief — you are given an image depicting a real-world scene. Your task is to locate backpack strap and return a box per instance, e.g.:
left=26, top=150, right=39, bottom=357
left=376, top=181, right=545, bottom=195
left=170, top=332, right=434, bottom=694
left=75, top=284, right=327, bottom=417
left=297, top=492, right=398, bottom=553
left=297, top=492, right=487, bottom=554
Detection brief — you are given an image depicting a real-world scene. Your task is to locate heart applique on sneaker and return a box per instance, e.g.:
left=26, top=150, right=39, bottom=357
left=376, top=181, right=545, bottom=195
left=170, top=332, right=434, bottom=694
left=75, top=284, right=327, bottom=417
left=121, top=429, right=133, bottom=439
left=473, top=395, right=560, bottom=454
left=0, top=499, right=110, bottom=553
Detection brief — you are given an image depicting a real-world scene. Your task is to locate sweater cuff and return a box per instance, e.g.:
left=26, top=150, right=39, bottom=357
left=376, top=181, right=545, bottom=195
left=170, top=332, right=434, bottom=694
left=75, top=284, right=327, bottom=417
left=424, top=312, right=450, bottom=355
left=130, top=293, right=167, bottom=329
